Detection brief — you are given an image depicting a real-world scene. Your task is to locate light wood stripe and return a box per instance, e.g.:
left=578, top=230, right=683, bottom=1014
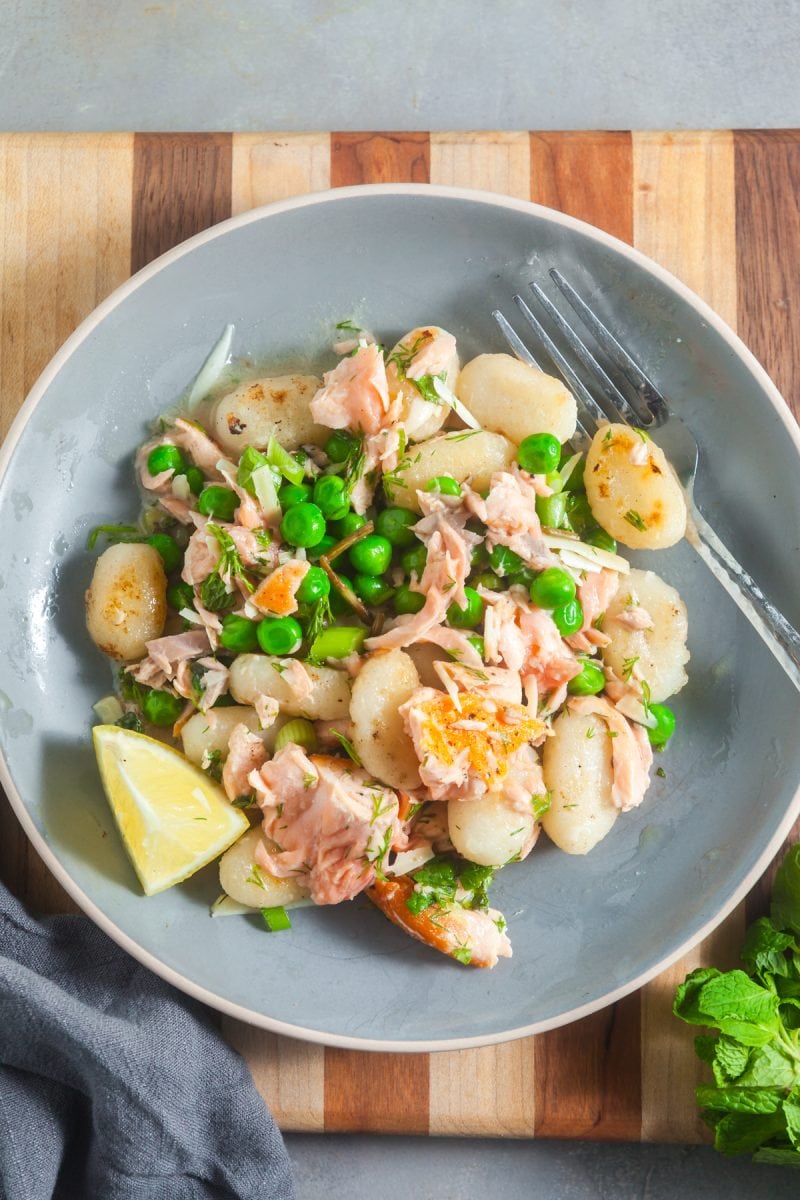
left=0, top=132, right=134, bottom=915
left=429, top=1041, right=535, bottom=1137
left=632, top=130, right=743, bottom=1143
left=231, top=133, right=330, bottom=214
left=430, top=132, right=530, bottom=198
left=531, top=131, right=641, bottom=1142
left=530, top=131, right=634, bottom=244
left=330, top=132, right=430, bottom=187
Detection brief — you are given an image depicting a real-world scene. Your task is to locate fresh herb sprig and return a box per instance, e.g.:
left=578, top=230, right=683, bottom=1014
left=674, top=844, right=800, bottom=1164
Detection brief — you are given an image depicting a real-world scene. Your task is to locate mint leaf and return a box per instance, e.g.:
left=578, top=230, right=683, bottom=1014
left=696, top=970, right=780, bottom=1044
left=785, top=1088, right=800, bottom=1148
left=753, top=1146, right=800, bottom=1166
left=695, top=1084, right=783, bottom=1115
left=741, top=917, right=797, bottom=980
left=710, top=1110, right=787, bottom=1156
left=673, top=967, right=723, bottom=1025
left=772, top=845, right=800, bottom=936
left=736, top=1041, right=798, bottom=1090
left=712, top=1036, right=750, bottom=1084
left=694, top=1035, right=717, bottom=1066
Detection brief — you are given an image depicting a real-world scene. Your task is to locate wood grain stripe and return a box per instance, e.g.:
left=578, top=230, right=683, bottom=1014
left=736, top=130, right=800, bottom=923
left=529, top=132, right=633, bottom=244
left=530, top=130, right=640, bottom=1141
left=221, top=1025, right=325, bottom=1132
left=429, top=1041, right=534, bottom=1137
left=0, top=133, right=134, bottom=915
left=131, top=133, right=232, bottom=272
left=632, top=130, right=742, bottom=1142
left=231, top=134, right=330, bottom=215
left=430, top=132, right=530, bottom=198
left=324, top=1049, right=429, bottom=1134
left=331, top=132, right=429, bottom=186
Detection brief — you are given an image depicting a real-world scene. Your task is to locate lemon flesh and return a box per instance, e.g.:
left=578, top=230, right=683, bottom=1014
left=93, top=724, right=249, bottom=896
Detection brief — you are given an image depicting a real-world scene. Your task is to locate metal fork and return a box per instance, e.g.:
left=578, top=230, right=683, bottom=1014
left=493, top=268, right=800, bottom=693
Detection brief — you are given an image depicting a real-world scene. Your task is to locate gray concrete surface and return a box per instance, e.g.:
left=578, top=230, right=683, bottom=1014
left=286, top=1135, right=800, bottom=1198
left=1, top=0, right=799, bottom=132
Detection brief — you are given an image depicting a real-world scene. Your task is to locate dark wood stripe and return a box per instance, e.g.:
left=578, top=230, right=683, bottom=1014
left=131, top=133, right=233, bottom=272
left=529, top=131, right=633, bottom=245
left=529, top=130, right=640, bottom=1141
left=533, top=992, right=642, bottom=1140
left=324, top=1048, right=430, bottom=1134
left=331, top=132, right=430, bottom=186
left=736, top=130, right=800, bottom=922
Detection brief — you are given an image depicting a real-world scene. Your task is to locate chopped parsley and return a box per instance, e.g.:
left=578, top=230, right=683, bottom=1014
left=531, top=792, right=552, bottom=820
left=451, top=944, right=473, bottom=966
left=115, top=710, right=143, bottom=732
left=656, top=766, right=666, bottom=779
left=412, top=372, right=446, bottom=405
left=202, top=748, right=223, bottom=782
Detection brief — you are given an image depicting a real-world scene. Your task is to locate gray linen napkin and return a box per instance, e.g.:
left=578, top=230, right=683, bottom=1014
left=0, top=882, right=295, bottom=1200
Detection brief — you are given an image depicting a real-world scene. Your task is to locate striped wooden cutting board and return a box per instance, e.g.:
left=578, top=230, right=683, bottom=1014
left=1, top=130, right=799, bottom=1141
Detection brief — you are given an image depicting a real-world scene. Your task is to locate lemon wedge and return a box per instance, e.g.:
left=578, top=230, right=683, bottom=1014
left=93, top=724, right=249, bottom=896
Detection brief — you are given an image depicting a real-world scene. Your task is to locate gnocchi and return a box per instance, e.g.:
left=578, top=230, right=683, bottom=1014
left=602, top=568, right=689, bottom=702
left=229, top=654, right=351, bottom=719
left=584, top=423, right=687, bottom=549
left=181, top=705, right=288, bottom=767
left=541, top=710, right=618, bottom=855
left=350, top=650, right=421, bottom=790
left=210, top=374, right=326, bottom=456
left=456, top=353, right=577, bottom=444
left=388, top=430, right=516, bottom=512
left=448, top=794, right=536, bottom=867
left=85, top=543, right=166, bottom=661
left=219, top=826, right=310, bottom=909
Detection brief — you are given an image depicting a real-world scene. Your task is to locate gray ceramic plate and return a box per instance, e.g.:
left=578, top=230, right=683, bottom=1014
left=2, top=185, right=799, bottom=1051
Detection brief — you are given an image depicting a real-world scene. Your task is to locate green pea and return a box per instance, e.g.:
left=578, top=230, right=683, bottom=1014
left=147, top=444, right=186, bottom=477
left=535, top=492, right=569, bottom=530
left=146, top=533, right=182, bottom=573
left=375, top=506, right=417, bottom=548
left=142, top=689, right=184, bottom=726
left=353, top=574, right=396, bottom=606
left=447, top=586, right=484, bottom=629
left=467, top=634, right=485, bottom=658
left=586, top=528, right=618, bottom=554
left=470, top=541, right=490, bottom=570
left=167, top=581, right=195, bottom=611
left=424, top=475, right=462, bottom=497
left=313, top=474, right=349, bottom=520
left=647, top=704, right=676, bottom=748
left=509, top=568, right=537, bottom=591
left=256, top=616, right=303, bottom=656
left=471, top=571, right=502, bottom=591
left=181, top=466, right=205, bottom=495
left=295, top=565, right=330, bottom=605
left=329, top=574, right=356, bottom=616
left=565, top=492, right=594, bottom=536
left=280, top=502, right=326, bottom=549
left=219, top=613, right=261, bottom=654
left=489, top=545, right=524, bottom=577
left=401, top=544, right=427, bottom=577
left=324, top=429, right=358, bottom=463
left=278, top=482, right=313, bottom=510
left=567, top=658, right=606, bottom=696
left=197, top=486, right=239, bottom=522
left=330, top=512, right=366, bottom=540
left=553, top=598, right=584, bottom=636
left=529, top=567, right=576, bottom=609
left=348, top=534, right=393, bottom=576
left=306, top=534, right=338, bottom=561
left=517, top=432, right=561, bottom=475
left=393, top=585, right=425, bottom=615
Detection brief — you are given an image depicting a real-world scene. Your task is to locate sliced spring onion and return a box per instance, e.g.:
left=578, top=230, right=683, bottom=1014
left=171, top=473, right=191, bottom=501
left=558, top=451, right=583, bottom=489
left=261, top=905, right=292, bottom=932
left=250, top=464, right=281, bottom=521
left=431, top=376, right=481, bottom=431
left=308, top=625, right=367, bottom=660
left=210, top=894, right=258, bottom=917
left=267, top=435, right=305, bottom=486
left=92, top=695, right=124, bottom=724
left=615, top=692, right=658, bottom=729
left=542, top=531, right=631, bottom=574
left=387, top=845, right=436, bottom=877
left=186, top=324, right=235, bottom=410
left=273, top=718, right=317, bottom=753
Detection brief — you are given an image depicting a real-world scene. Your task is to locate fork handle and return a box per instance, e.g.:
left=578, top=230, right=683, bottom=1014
left=686, top=501, right=800, bottom=693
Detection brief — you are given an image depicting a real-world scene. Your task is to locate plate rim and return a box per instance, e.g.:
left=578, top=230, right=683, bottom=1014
left=2, top=181, right=800, bottom=1052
